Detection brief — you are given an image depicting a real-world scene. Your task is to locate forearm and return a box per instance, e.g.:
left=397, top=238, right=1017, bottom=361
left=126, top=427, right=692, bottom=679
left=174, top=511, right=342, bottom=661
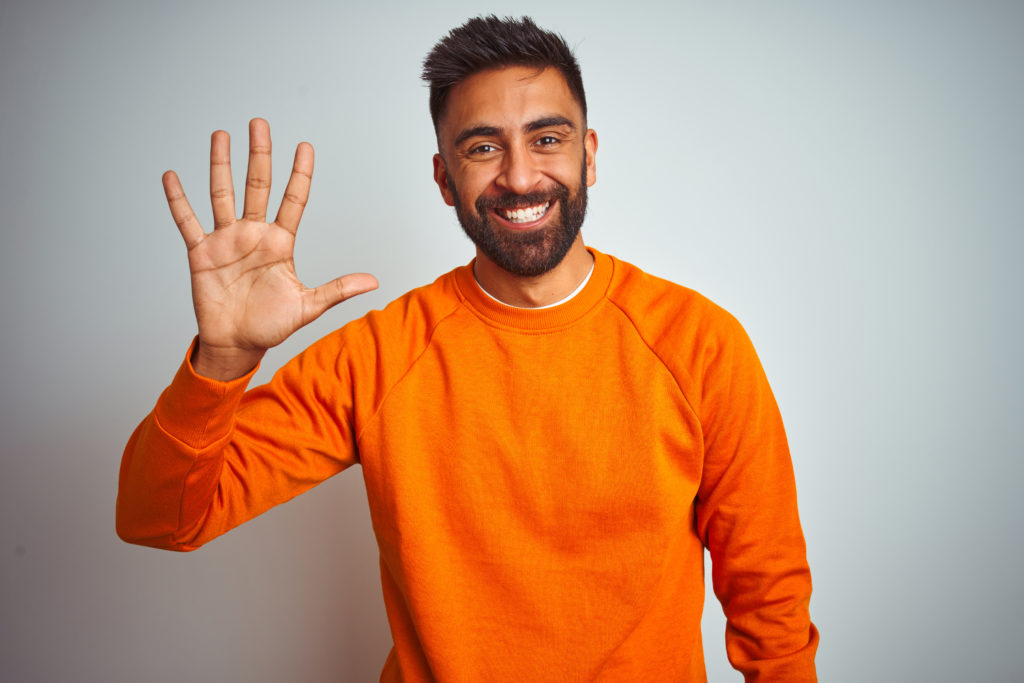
left=116, top=341, right=256, bottom=550
left=704, top=486, right=818, bottom=681
left=115, top=335, right=359, bottom=551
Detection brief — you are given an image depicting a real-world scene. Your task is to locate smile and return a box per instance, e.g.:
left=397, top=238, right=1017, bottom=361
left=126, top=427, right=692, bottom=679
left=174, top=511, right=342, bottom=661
left=497, top=201, right=550, bottom=224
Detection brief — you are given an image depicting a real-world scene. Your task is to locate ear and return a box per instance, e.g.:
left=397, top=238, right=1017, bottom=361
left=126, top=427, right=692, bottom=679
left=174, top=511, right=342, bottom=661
left=433, top=154, right=456, bottom=206
left=584, top=129, right=598, bottom=187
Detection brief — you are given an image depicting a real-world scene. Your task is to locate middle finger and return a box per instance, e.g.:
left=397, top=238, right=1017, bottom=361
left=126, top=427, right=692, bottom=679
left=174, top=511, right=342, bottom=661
left=242, top=118, right=272, bottom=222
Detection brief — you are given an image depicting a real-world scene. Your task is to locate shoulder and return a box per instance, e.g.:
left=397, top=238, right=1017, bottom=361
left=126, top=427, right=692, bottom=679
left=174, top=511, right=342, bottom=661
left=358, top=266, right=467, bottom=343
left=602, top=252, right=746, bottom=350
left=596, top=251, right=763, bottom=405
left=299, top=264, right=468, bottom=372
left=280, top=265, right=469, bottom=417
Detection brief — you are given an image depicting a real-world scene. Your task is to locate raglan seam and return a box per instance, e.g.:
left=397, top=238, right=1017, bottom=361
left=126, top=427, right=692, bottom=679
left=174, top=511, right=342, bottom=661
left=354, top=297, right=472, bottom=446
left=603, top=296, right=703, bottom=430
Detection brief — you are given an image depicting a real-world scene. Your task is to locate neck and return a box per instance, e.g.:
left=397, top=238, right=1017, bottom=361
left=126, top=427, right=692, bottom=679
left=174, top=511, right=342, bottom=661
left=473, top=235, right=593, bottom=308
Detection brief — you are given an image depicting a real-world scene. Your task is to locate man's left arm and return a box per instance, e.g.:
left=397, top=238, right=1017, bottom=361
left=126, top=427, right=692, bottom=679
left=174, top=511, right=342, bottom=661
left=694, top=314, right=819, bottom=681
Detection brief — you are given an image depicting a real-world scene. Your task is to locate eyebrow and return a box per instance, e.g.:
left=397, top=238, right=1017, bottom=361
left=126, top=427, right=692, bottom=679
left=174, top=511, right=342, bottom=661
left=453, top=116, right=577, bottom=148
left=524, top=116, right=575, bottom=133
left=454, top=125, right=500, bottom=148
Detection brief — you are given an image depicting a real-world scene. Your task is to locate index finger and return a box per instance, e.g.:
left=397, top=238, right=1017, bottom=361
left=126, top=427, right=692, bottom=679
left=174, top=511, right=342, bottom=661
left=163, top=170, right=205, bottom=249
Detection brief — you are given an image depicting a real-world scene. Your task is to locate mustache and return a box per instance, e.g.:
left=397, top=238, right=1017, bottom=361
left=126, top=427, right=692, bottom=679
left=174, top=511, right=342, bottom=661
left=475, top=184, right=569, bottom=212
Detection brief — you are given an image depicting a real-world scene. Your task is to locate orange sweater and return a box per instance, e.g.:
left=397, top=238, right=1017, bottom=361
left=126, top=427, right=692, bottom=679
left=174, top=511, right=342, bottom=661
left=118, top=248, right=817, bottom=681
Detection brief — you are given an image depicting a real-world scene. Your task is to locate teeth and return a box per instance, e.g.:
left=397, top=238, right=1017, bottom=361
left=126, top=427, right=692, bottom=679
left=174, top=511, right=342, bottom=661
left=502, top=201, right=550, bottom=224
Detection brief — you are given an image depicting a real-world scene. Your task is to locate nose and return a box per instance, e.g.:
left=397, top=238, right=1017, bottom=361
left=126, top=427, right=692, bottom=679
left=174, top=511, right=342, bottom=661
left=495, top=145, right=542, bottom=195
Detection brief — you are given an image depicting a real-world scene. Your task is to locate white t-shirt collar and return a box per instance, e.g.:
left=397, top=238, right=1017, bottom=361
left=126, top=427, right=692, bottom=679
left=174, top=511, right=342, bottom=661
left=474, top=261, right=596, bottom=309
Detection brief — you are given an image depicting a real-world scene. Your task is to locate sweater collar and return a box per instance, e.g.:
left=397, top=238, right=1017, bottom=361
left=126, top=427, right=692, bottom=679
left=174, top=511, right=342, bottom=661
left=454, top=247, right=613, bottom=331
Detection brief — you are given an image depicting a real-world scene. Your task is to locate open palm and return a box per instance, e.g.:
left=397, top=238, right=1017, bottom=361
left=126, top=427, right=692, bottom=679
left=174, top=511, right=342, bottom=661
left=162, top=119, right=377, bottom=378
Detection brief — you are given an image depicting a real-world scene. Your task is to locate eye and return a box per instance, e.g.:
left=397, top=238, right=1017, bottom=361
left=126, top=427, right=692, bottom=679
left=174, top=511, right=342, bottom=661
left=468, top=143, right=498, bottom=156
left=536, top=136, right=560, bottom=147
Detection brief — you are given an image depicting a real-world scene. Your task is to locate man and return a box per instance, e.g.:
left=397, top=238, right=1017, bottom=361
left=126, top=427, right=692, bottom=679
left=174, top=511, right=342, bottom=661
left=117, top=15, right=818, bottom=682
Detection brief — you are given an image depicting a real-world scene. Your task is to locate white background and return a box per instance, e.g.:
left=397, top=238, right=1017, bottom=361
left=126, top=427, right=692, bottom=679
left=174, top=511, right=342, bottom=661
left=2, top=1, right=1022, bottom=680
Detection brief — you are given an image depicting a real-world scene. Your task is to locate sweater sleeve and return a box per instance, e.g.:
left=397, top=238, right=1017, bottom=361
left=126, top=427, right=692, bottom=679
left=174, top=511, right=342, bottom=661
left=694, top=316, right=819, bottom=681
left=116, top=335, right=359, bottom=551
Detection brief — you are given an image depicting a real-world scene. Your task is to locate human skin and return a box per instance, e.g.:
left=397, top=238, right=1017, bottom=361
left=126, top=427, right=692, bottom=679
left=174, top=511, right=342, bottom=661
left=163, top=66, right=598, bottom=381
left=432, top=66, right=599, bottom=307
left=161, top=119, right=379, bottom=381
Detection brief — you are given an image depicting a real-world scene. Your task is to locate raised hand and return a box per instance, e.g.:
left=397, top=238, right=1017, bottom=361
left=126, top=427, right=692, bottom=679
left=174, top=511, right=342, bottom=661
left=162, top=118, right=378, bottom=380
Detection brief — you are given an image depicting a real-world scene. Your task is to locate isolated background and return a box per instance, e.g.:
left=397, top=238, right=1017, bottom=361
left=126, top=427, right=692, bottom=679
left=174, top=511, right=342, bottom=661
left=2, top=1, right=1022, bottom=681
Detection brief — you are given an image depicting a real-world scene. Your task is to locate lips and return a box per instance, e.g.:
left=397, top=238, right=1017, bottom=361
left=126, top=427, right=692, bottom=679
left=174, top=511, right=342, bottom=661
left=475, top=189, right=563, bottom=231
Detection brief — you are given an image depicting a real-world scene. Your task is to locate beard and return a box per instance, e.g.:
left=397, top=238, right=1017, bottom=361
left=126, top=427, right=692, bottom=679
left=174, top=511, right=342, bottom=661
left=449, top=157, right=588, bottom=277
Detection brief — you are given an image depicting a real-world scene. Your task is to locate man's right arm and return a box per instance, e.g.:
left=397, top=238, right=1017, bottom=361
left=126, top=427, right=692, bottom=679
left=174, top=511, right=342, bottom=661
left=116, top=340, right=258, bottom=549
left=116, top=334, right=359, bottom=551
left=116, top=119, right=376, bottom=549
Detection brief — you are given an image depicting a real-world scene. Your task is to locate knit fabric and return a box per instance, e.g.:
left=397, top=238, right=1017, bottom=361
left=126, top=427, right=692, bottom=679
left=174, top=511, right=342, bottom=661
left=117, top=248, right=818, bottom=681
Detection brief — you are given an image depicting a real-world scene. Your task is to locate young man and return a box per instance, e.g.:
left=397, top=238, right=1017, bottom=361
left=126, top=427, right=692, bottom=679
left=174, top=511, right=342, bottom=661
left=118, top=16, right=818, bottom=681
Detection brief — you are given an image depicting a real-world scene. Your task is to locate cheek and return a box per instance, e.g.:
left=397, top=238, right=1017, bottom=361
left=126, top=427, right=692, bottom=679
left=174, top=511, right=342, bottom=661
left=460, top=166, right=497, bottom=194
left=544, top=157, right=585, bottom=187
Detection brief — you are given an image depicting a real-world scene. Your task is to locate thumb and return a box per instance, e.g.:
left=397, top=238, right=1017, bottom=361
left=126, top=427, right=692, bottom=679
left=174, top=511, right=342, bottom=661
left=306, top=272, right=379, bottom=320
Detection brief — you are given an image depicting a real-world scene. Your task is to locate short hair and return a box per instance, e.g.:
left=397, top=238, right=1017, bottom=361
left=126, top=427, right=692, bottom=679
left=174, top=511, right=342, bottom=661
left=421, top=15, right=587, bottom=132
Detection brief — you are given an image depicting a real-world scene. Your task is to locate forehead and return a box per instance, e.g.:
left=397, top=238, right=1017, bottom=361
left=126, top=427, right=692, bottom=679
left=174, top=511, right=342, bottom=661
left=439, top=66, right=582, bottom=144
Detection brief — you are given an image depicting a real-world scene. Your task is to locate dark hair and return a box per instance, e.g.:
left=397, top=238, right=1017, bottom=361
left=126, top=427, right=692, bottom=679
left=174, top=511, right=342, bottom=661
left=421, top=15, right=587, bottom=131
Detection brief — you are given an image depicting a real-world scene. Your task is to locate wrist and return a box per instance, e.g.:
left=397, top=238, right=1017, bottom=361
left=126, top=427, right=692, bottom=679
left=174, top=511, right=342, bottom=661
left=190, top=340, right=264, bottom=381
